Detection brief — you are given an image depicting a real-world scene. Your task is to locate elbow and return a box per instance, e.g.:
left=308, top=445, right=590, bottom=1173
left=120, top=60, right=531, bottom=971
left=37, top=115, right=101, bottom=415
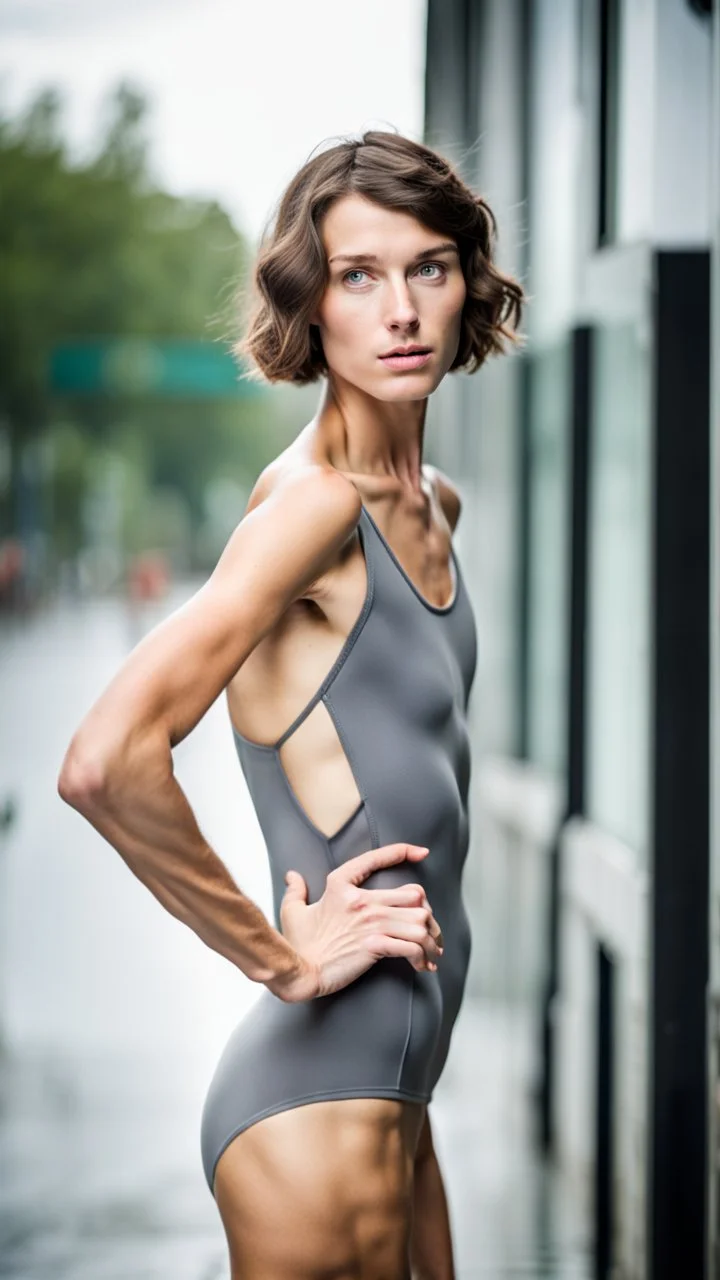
left=57, top=736, right=113, bottom=811
left=57, top=719, right=171, bottom=812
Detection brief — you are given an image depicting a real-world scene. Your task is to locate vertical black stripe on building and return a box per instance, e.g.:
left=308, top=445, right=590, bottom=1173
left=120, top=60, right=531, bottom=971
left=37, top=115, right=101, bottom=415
left=595, top=944, right=616, bottom=1278
left=538, top=326, right=593, bottom=1152
left=565, top=327, right=592, bottom=821
left=649, top=250, right=710, bottom=1280
left=597, top=0, right=621, bottom=247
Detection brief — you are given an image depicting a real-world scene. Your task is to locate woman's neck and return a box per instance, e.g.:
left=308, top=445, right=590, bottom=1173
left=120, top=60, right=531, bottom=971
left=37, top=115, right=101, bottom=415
left=313, top=379, right=428, bottom=496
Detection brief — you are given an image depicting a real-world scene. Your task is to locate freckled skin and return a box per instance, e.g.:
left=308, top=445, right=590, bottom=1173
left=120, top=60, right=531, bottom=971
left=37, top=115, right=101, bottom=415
left=214, top=194, right=466, bottom=1280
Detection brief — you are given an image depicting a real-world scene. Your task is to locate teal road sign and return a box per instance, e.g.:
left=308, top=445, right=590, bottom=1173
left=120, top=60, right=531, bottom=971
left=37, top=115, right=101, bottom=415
left=49, top=339, right=264, bottom=398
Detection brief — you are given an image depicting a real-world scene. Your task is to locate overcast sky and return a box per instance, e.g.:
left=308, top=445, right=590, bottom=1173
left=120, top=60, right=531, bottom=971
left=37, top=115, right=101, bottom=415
left=1, top=0, right=427, bottom=244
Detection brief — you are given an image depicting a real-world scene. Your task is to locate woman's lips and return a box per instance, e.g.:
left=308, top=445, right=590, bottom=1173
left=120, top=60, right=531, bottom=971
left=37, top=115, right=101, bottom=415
left=378, top=350, right=433, bottom=371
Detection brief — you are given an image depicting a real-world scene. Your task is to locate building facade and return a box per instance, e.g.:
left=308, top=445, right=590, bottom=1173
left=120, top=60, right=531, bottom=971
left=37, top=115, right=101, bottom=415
left=424, top=2, right=719, bottom=1276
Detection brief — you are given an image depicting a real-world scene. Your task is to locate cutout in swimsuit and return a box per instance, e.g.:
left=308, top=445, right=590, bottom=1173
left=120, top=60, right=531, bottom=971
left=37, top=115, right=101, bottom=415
left=200, top=504, right=477, bottom=1193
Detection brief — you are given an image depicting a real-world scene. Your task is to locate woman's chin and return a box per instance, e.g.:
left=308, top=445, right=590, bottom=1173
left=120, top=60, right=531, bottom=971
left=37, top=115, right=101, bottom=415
left=328, top=363, right=446, bottom=401
left=384, top=378, right=445, bottom=402
left=370, top=368, right=443, bottom=401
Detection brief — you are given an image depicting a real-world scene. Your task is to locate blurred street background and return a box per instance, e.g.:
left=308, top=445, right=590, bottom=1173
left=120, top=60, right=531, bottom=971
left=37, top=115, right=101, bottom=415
left=1, top=2, right=719, bottom=1278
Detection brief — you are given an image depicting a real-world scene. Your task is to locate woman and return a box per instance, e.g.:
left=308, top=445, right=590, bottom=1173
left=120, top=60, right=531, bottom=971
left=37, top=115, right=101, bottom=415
left=58, top=130, right=524, bottom=1279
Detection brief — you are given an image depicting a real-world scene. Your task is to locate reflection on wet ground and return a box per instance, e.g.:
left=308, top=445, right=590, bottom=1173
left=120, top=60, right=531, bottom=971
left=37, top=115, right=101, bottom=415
left=0, top=590, right=591, bottom=1278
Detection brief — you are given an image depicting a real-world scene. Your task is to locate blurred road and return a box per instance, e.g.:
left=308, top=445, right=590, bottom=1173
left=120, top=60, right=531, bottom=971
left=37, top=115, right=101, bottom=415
left=0, top=587, right=590, bottom=1278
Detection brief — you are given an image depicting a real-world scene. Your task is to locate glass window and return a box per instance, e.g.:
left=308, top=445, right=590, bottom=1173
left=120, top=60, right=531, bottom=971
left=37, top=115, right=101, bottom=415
left=585, top=321, right=651, bottom=857
left=525, top=340, right=572, bottom=778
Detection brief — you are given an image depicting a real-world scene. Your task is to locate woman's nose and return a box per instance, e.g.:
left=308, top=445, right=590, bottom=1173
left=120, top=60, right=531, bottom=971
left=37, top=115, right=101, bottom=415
left=384, top=279, right=420, bottom=329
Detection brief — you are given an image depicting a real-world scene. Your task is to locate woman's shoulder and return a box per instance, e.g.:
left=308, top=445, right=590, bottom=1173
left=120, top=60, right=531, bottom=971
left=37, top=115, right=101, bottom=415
left=233, top=452, right=363, bottom=619
left=244, top=447, right=362, bottom=539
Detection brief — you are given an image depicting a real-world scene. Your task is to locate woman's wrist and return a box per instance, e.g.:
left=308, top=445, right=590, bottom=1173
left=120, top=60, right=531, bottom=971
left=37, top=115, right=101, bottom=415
left=263, top=948, right=319, bottom=1002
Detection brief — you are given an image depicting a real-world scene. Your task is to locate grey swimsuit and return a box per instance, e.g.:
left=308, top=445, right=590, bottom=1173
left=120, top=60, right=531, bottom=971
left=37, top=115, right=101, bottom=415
left=200, top=502, right=477, bottom=1193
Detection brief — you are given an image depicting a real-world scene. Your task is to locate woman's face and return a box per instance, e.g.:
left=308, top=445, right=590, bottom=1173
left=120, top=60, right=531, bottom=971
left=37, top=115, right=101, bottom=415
left=313, top=194, right=466, bottom=401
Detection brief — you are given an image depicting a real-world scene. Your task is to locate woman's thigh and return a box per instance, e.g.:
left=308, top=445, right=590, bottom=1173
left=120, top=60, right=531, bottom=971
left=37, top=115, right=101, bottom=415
left=213, top=1096, right=426, bottom=1280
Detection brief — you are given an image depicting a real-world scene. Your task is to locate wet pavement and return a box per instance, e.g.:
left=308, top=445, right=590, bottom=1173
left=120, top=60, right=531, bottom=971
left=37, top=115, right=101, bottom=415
left=0, top=588, right=591, bottom=1278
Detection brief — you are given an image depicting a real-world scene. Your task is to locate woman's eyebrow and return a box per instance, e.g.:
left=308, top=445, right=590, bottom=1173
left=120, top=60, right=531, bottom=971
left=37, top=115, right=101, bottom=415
left=329, top=242, right=459, bottom=266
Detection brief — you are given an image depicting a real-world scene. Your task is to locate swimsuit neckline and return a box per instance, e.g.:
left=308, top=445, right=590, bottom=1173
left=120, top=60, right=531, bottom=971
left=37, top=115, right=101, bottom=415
left=360, top=503, right=460, bottom=615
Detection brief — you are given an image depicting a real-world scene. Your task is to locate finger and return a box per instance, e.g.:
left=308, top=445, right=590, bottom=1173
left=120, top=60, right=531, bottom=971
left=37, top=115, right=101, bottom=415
left=339, top=844, right=429, bottom=886
left=376, top=906, right=436, bottom=929
left=366, top=934, right=437, bottom=972
left=423, top=908, right=444, bottom=947
left=360, top=885, right=426, bottom=908
left=380, top=919, right=443, bottom=962
left=415, top=891, right=443, bottom=946
left=364, top=892, right=443, bottom=948
left=282, top=869, right=308, bottom=904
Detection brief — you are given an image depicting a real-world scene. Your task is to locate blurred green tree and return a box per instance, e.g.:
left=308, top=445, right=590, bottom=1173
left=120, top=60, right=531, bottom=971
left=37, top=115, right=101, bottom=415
left=0, top=81, right=303, bottom=581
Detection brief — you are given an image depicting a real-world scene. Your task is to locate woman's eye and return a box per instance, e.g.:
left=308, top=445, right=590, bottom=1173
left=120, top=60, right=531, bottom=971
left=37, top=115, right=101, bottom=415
left=342, top=263, right=445, bottom=286
left=417, top=262, right=445, bottom=279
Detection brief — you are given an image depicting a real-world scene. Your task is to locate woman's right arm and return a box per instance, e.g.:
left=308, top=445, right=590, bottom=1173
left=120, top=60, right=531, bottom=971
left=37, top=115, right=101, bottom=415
left=57, top=466, right=443, bottom=1003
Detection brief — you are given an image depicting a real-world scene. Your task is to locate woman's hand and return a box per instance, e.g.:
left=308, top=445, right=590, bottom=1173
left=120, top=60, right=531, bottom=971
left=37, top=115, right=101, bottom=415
left=270, top=842, right=444, bottom=1002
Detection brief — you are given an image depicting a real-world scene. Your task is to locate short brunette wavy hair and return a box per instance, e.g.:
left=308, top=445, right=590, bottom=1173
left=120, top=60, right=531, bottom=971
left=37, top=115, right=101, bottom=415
left=236, top=130, right=526, bottom=384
